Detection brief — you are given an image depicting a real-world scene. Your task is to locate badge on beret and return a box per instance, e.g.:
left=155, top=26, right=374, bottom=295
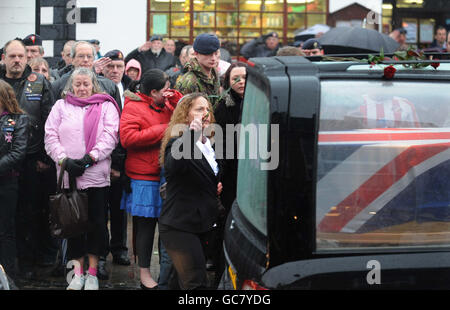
left=28, top=73, right=37, bottom=82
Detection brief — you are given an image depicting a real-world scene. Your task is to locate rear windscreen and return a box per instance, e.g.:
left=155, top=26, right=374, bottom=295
left=316, top=80, right=450, bottom=251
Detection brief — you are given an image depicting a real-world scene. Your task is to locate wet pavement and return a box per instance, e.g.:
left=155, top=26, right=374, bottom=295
left=15, top=214, right=160, bottom=290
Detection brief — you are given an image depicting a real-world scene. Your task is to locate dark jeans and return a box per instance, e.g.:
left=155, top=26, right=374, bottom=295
left=106, top=180, right=128, bottom=257
left=157, top=236, right=177, bottom=290
left=67, top=187, right=109, bottom=260
left=16, top=155, right=58, bottom=270
left=133, top=216, right=157, bottom=269
left=159, top=224, right=209, bottom=290
left=0, top=177, right=18, bottom=278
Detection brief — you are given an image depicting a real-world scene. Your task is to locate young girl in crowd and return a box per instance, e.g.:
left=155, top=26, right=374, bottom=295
left=119, top=69, right=182, bottom=290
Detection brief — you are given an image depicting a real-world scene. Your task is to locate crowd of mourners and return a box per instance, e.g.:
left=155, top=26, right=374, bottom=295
left=0, top=31, right=253, bottom=291
left=1, top=23, right=448, bottom=290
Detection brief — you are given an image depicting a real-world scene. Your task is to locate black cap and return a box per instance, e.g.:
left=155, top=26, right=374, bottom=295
left=104, top=49, right=124, bottom=61
left=23, top=34, right=42, bottom=46
left=265, top=32, right=279, bottom=39
left=293, top=40, right=303, bottom=47
left=150, top=35, right=163, bottom=42
left=397, top=28, right=407, bottom=35
left=89, top=39, right=100, bottom=45
left=193, top=33, right=220, bottom=55
left=301, top=38, right=322, bottom=50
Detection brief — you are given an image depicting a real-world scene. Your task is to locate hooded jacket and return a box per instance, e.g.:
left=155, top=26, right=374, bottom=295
left=119, top=89, right=182, bottom=181
left=125, top=59, right=142, bottom=81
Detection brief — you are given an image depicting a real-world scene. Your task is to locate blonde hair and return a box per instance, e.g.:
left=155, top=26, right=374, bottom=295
left=159, top=93, right=215, bottom=167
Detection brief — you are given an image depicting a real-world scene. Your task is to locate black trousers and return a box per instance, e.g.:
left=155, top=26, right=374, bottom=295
left=16, top=155, right=57, bottom=269
left=106, top=180, right=128, bottom=257
left=67, top=187, right=109, bottom=260
left=133, top=216, right=157, bottom=269
left=0, top=176, right=18, bottom=278
left=159, top=224, right=210, bottom=290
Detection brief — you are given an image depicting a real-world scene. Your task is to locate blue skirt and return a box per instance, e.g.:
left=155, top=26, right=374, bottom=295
left=120, top=179, right=162, bottom=218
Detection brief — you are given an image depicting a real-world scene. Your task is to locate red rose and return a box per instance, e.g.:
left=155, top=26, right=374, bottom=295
left=431, top=62, right=440, bottom=69
left=383, top=65, right=396, bottom=79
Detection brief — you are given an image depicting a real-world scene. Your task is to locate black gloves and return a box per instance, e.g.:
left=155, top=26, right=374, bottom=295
left=74, top=154, right=95, bottom=169
left=120, top=174, right=132, bottom=194
left=64, top=158, right=86, bottom=177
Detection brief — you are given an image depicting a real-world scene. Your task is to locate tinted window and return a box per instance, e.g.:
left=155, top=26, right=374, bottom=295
left=316, top=80, right=450, bottom=251
left=236, top=79, right=270, bottom=236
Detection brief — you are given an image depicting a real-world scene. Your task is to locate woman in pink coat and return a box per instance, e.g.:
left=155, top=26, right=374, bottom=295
left=44, top=67, right=120, bottom=290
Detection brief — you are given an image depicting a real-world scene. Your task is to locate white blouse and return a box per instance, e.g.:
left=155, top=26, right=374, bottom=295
left=196, top=137, right=219, bottom=176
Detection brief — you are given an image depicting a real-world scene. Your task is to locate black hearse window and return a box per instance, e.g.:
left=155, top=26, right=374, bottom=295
left=236, top=78, right=270, bottom=236
left=316, top=80, right=450, bottom=251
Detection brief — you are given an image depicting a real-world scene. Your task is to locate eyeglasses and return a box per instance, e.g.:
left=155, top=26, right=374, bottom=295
left=75, top=54, right=94, bottom=60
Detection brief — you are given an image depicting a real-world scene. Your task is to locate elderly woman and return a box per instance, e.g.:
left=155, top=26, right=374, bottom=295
left=44, top=67, right=120, bottom=290
left=159, top=93, right=223, bottom=290
left=0, top=80, right=29, bottom=284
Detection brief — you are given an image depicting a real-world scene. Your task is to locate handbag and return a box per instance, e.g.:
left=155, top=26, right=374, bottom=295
left=49, top=159, right=90, bottom=239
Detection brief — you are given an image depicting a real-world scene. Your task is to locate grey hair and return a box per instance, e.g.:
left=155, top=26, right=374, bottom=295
left=62, top=67, right=103, bottom=98
left=181, top=44, right=192, bottom=55
left=70, top=41, right=96, bottom=59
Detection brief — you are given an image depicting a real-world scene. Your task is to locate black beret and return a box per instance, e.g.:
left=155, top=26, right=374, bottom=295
left=104, top=49, right=124, bottom=61
left=150, top=35, right=163, bottom=42
left=23, top=34, right=42, bottom=46
left=89, top=39, right=100, bottom=45
left=302, top=38, right=322, bottom=50
left=193, top=33, right=220, bottom=55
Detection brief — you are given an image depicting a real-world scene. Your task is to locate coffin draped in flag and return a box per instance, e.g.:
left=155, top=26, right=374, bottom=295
left=316, top=128, right=450, bottom=245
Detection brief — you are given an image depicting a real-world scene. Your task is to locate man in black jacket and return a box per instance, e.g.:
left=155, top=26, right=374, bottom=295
left=100, top=49, right=130, bottom=267
left=1, top=39, right=55, bottom=279
left=240, top=32, right=281, bottom=59
left=125, top=35, right=177, bottom=75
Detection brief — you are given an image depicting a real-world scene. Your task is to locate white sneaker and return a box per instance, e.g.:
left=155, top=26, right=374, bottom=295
left=84, top=274, right=99, bottom=290
left=67, top=274, right=85, bottom=290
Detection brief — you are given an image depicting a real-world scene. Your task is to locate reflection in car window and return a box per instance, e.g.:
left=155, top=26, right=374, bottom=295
left=316, top=80, right=450, bottom=251
left=236, top=79, right=269, bottom=236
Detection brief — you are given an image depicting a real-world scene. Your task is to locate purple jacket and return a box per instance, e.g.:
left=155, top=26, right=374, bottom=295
left=45, top=98, right=119, bottom=189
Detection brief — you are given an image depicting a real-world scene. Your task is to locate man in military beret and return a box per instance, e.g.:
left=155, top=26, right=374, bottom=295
left=301, top=38, right=324, bottom=56
left=100, top=49, right=131, bottom=267
left=175, top=33, right=221, bottom=108
left=1, top=39, right=55, bottom=280
left=23, top=34, right=44, bottom=62
left=125, top=34, right=177, bottom=74
left=240, top=31, right=281, bottom=59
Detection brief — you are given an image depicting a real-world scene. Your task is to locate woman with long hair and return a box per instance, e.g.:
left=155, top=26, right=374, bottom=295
left=45, top=67, right=120, bottom=290
left=0, top=80, right=29, bottom=284
left=159, top=92, right=223, bottom=290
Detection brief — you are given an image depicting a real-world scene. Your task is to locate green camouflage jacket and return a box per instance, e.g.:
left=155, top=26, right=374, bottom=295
left=175, top=57, right=221, bottom=108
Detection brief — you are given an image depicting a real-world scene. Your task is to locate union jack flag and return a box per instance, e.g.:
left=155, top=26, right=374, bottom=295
left=316, top=128, right=450, bottom=234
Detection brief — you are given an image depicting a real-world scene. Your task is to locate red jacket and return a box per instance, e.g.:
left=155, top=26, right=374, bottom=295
left=120, top=89, right=182, bottom=181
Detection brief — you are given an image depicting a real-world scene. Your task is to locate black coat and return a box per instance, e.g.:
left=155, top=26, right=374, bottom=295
left=0, top=112, right=29, bottom=176
left=159, top=130, right=222, bottom=233
left=0, top=65, right=54, bottom=162
left=214, top=91, right=243, bottom=211
left=125, top=48, right=177, bottom=74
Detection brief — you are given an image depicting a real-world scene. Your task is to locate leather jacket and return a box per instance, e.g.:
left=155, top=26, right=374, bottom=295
left=0, top=112, right=29, bottom=176
left=0, top=65, right=54, bottom=162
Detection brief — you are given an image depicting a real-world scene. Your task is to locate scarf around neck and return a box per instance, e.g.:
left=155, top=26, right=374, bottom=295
left=66, top=92, right=120, bottom=154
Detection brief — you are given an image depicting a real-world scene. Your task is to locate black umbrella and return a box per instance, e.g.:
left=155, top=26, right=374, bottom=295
left=318, top=27, right=400, bottom=54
